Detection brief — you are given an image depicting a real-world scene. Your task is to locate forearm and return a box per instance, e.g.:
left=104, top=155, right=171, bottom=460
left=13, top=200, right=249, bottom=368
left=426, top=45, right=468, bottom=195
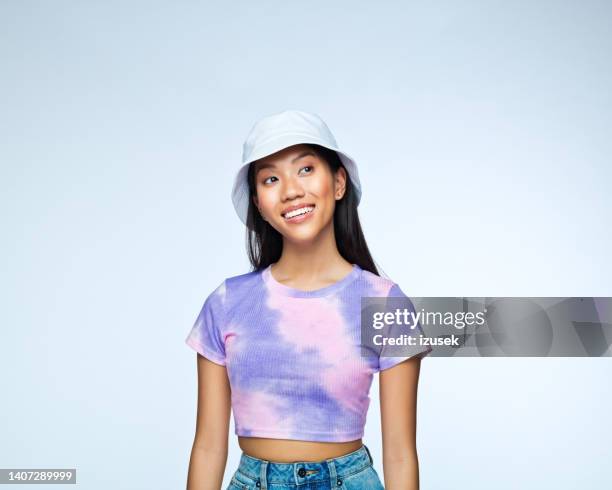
left=186, top=444, right=228, bottom=490
left=382, top=452, right=420, bottom=490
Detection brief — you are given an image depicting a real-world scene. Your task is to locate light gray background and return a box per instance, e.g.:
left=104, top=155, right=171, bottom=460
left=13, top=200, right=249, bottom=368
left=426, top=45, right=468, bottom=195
left=1, top=1, right=610, bottom=489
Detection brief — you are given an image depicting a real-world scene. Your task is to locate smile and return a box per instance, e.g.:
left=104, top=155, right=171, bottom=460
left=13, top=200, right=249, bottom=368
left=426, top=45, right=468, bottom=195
left=282, top=205, right=315, bottom=221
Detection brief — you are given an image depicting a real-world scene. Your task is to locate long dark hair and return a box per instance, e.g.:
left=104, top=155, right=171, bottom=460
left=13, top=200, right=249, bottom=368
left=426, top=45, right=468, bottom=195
left=245, top=144, right=381, bottom=276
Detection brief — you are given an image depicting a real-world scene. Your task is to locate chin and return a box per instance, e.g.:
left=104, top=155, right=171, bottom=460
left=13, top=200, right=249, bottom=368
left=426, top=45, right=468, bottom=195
left=282, top=227, right=317, bottom=241
left=282, top=222, right=330, bottom=243
left=286, top=233, right=319, bottom=244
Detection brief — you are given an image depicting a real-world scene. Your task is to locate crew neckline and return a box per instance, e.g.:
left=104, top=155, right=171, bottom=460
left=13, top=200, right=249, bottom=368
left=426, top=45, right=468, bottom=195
left=262, top=263, right=361, bottom=298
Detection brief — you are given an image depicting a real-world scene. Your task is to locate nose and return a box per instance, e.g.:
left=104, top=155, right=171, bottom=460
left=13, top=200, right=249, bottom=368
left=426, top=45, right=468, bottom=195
left=281, top=175, right=305, bottom=201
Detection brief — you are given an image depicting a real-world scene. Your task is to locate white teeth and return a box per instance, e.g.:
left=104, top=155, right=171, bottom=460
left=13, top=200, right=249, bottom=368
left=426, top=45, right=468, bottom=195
left=284, top=206, right=314, bottom=219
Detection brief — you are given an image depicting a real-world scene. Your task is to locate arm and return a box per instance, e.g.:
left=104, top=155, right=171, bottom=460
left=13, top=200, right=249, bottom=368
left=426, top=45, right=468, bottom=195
left=379, top=356, right=423, bottom=490
left=186, top=354, right=232, bottom=490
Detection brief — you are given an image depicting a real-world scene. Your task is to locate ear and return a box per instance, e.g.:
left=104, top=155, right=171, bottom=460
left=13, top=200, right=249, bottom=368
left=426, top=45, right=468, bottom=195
left=334, top=167, right=347, bottom=200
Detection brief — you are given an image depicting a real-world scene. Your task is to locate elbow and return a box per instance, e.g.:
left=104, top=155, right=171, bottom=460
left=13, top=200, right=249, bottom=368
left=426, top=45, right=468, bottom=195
left=192, top=433, right=229, bottom=455
left=382, top=441, right=419, bottom=464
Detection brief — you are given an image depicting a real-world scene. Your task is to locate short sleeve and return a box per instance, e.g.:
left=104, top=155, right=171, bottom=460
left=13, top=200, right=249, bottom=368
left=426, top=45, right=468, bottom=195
left=378, top=283, right=433, bottom=372
left=185, top=281, right=227, bottom=366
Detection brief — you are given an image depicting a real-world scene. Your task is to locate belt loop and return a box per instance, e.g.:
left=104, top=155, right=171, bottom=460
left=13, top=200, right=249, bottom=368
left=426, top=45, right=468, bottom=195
left=363, top=444, right=373, bottom=464
left=326, top=458, right=337, bottom=487
left=259, top=460, right=268, bottom=490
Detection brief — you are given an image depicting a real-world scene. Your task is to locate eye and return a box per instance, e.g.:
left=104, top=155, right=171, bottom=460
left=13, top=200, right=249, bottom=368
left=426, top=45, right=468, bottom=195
left=299, top=165, right=313, bottom=175
left=263, top=176, right=278, bottom=185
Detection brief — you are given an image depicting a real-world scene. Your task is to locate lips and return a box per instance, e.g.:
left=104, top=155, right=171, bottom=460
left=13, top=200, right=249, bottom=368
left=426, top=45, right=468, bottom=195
left=283, top=206, right=315, bottom=223
left=281, top=204, right=316, bottom=220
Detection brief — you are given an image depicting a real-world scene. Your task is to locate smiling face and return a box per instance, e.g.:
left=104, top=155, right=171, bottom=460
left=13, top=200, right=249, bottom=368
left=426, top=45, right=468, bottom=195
left=252, top=144, right=347, bottom=244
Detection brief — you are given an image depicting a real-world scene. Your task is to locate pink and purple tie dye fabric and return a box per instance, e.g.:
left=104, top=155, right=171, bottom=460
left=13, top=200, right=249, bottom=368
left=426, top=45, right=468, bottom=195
left=185, top=264, right=432, bottom=443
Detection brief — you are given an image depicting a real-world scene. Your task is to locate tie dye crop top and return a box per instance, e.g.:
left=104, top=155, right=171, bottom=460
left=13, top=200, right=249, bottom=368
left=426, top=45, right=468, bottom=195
left=185, top=263, right=432, bottom=443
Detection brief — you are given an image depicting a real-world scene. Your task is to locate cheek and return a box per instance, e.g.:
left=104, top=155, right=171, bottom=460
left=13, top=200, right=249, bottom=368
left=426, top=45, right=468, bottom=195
left=309, top=176, right=334, bottom=198
left=256, top=189, right=278, bottom=212
left=309, top=181, right=336, bottom=221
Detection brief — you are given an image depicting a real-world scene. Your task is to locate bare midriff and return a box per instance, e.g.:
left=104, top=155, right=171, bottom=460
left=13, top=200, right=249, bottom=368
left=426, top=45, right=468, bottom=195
left=237, top=436, right=363, bottom=463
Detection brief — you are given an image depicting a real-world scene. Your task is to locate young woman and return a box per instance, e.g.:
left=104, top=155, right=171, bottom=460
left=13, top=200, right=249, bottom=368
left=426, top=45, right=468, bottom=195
left=185, top=110, right=432, bottom=490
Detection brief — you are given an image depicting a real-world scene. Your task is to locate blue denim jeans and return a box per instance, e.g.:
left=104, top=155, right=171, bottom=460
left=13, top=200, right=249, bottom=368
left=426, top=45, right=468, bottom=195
left=226, top=444, right=384, bottom=490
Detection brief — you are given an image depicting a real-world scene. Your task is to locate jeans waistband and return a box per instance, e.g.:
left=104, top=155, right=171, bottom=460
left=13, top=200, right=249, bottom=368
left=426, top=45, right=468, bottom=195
left=235, top=444, right=374, bottom=489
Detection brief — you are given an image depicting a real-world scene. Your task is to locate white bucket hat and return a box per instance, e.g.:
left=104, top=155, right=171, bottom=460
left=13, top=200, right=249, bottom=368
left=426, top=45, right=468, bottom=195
left=231, top=109, right=362, bottom=226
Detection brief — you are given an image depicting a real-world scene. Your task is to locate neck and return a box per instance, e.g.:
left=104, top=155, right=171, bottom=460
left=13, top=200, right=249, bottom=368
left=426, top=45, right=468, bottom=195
left=274, top=222, right=352, bottom=280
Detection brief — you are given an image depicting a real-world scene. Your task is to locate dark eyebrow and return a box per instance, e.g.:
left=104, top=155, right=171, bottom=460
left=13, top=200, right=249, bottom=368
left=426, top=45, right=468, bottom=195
left=255, top=151, right=317, bottom=174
